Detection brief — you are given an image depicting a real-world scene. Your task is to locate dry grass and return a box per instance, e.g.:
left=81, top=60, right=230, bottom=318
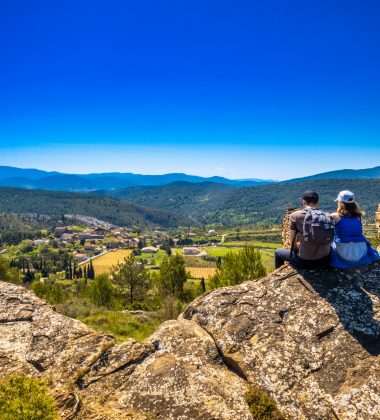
left=84, top=249, right=132, bottom=275
left=186, top=267, right=217, bottom=279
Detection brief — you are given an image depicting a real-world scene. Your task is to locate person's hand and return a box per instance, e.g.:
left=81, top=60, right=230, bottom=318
left=296, top=241, right=301, bottom=248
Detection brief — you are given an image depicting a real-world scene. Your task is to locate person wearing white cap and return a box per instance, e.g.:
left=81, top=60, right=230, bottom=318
left=329, top=190, right=380, bottom=269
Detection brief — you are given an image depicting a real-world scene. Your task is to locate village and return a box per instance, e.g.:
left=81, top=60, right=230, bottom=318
left=1, top=205, right=379, bottom=283
left=0, top=213, right=230, bottom=282
left=53, top=219, right=220, bottom=264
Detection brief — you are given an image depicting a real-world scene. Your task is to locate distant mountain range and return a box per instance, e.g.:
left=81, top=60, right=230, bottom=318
left=0, top=165, right=379, bottom=192
left=0, top=166, right=273, bottom=191
left=283, top=166, right=380, bottom=183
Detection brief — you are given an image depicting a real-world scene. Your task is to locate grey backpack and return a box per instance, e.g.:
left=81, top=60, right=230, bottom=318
left=303, top=209, right=335, bottom=243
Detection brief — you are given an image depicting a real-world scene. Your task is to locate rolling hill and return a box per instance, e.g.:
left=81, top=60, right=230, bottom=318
left=0, top=187, right=196, bottom=228
left=284, top=166, right=380, bottom=183
left=104, top=179, right=380, bottom=226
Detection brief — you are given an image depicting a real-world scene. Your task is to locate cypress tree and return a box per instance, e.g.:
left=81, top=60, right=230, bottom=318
left=200, top=277, right=206, bottom=293
left=87, top=260, right=95, bottom=279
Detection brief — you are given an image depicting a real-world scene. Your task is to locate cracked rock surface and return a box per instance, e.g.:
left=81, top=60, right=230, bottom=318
left=0, top=282, right=250, bottom=419
left=184, top=264, right=380, bottom=419
left=1, top=263, right=380, bottom=419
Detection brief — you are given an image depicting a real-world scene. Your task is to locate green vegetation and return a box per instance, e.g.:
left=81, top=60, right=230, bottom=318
left=157, top=254, right=188, bottom=300
left=0, top=256, right=21, bottom=284
left=0, top=375, right=58, bottom=420
left=0, top=187, right=194, bottom=229
left=27, top=253, right=202, bottom=341
left=0, top=213, right=43, bottom=246
left=87, top=274, right=116, bottom=307
left=246, top=386, right=284, bottom=420
left=209, top=247, right=266, bottom=290
left=77, top=311, right=160, bottom=342
left=107, top=178, right=380, bottom=226
left=31, top=281, right=70, bottom=304
left=113, top=255, right=151, bottom=303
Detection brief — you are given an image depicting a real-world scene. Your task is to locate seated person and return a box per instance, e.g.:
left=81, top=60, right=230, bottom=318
left=275, top=191, right=331, bottom=269
left=330, top=190, right=380, bottom=269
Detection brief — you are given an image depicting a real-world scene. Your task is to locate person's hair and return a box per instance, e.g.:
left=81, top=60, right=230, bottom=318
left=337, top=201, right=365, bottom=218
left=302, top=191, right=319, bottom=204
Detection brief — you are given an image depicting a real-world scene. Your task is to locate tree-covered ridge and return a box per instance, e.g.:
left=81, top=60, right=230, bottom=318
left=108, top=178, right=380, bottom=226
left=0, top=187, right=194, bottom=228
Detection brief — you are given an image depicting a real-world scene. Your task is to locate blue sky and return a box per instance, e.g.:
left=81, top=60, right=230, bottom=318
left=1, top=0, right=379, bottom=180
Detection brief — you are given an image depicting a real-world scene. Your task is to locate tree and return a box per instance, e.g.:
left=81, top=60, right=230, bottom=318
left=112, top=255, right=150, bottom=304
left=88, top=274, right=115, bottom=308
left=19, top=240, right=34, bottom=254
left=158, top=254, right=188, bottom=299
left=161, top=243, right=172, bottom=256
left=209, top=247, right=266, bottom=290
left=216, top=256, right=222, bottom=269
left=24, top=267, right=35, bottom=283
left=0, top=256, right=20, bottom=284
left=87, top=260, right=95, bottom=280
left=200, top=277, right=206, bottom=293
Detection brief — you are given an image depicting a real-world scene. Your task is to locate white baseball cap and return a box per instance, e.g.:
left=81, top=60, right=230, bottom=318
left=335, top=190, right=355, bottom=203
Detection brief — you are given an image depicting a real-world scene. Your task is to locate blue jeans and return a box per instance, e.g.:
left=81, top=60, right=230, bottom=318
left=275, top=248, right=330, bottom=270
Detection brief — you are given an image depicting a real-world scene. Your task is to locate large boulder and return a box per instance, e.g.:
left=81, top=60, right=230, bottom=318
left=184, top=264, right=380, bottom=419
left=1, top=263, right=380, bottom=419
left=0, top=281, right=250, bottom=419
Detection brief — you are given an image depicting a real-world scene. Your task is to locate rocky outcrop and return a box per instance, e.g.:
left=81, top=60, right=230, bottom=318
left=376, top=204, right=380, bottom=229
left=0, top=281, right=250, bottom=419
left=282, top=208, right=298, bottom=249
left=1, top=262, right=380, bottom=419
left=184, top=264, right=380, bottom=419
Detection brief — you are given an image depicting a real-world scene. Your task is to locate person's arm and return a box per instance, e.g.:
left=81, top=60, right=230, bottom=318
left=330, top=212, right=341, bottom=223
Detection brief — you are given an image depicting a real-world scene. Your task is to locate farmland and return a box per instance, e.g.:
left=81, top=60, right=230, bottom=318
left=186, top=267, right=217, bottom=279
left=83, top=249, right=132, bottom=275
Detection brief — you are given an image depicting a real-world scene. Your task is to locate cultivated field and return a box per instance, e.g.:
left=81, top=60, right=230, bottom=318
left=85, top=249, right=132, bottom=275
left=186, top=267, right=217, bottom=279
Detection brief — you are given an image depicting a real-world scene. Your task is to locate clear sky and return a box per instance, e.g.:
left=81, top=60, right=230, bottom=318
left=1, top=0, right=379, bottom=180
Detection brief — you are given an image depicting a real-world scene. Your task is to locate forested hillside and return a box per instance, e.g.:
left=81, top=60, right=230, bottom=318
left=0, top=179, right=378, bottom=229
left=107, top=179, right=380, bottom=226
left=0, top=188, right=194, bottom=228
left=0, top=213, right=44, bottom=245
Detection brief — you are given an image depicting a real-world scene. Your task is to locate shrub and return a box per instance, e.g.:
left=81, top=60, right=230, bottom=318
left=157, top=254, right=188, bottom=299
left=31, top=281, right=70, bottom=305
left=0, top=375, right=58, bottom=420
left=246, top=386, right=284, bottom=419
left=158, top=296, right=183, bottom=321
left=88, top=274, right=116, bottom=308
left=55, top=297, right=100, bottom=318
left=0, top=256, right=21, bottom=284
left=209, top=247, right=266, bottom=290
left=78, top=311, right=160, bottom=342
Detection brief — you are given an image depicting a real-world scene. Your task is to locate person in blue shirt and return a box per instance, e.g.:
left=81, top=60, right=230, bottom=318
left=330, top=190, right=380, bottom=269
